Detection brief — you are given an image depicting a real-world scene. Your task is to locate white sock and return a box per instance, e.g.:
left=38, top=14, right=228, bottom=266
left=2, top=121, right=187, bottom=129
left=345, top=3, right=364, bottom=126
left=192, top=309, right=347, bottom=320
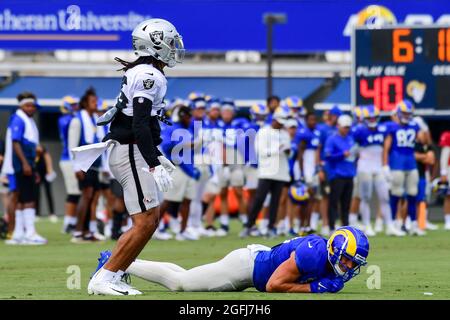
left=349, top=213, right=358, bottom=226
left=219, top=214, right=229, bottom=227
left=239, top=214, right=248, bottom=224
left=445, top=215, right=450, bottom=225
left=94, top=267, right=116, bottom=282
left=89, top=220, right=98, bottom=234
left=23, top=208, right=36, bottom=238
left=310, top=212, right=320, bottom=230
left=360, top=201, right=371, bottom=226
left=13, top=209, right=25, bottom=239
left=380, top=201, right=392, bottom=224
left=63, top=216, right=71, bottom=228
left=69, top=216, right=77, bottom=225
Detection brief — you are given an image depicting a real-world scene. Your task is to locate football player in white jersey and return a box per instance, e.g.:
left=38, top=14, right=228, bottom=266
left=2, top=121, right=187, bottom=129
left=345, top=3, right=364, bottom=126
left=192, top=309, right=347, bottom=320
left=87, top=19, right=184, bottom=295
left=353, top=105, right=405, bottom=237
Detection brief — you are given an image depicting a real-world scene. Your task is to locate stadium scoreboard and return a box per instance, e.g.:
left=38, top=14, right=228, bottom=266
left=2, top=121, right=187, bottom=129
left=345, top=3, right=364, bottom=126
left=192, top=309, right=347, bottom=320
left=352, top=26, right=450, bottom=113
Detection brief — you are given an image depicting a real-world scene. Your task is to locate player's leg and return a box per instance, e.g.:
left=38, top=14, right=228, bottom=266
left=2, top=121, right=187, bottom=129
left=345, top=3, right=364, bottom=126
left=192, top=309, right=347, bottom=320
left=275, top=185, right=289, bottom=235
left=389, top=170, right=406, bottom=221
left=60, top=160, right=81, bottom=233
left=374, top=172, right=405, bottom=236
left=328, top=178, right=343, bottom=231
left=339, top=178, right=353, bottom=227
left=358, top=172, right=374, bottom=235
left=349, top=176, right=361, bottom=227
left=127, top=248, right=254, bottom=292
left=267, top=181, right=285, bottom=235
left=242, top=179, right=272, bottom=235
left=405, top=169, right=423, bottom=235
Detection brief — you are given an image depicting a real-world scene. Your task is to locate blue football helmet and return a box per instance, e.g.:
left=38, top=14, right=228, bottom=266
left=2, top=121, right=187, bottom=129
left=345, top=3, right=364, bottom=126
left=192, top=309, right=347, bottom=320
left=60, top=95, right=79, bottom=114
left=431, top=178, right=449, bottom=197
left=352, top=106, right=364, bottom=123
left=396, top=99, right=414, bottom=124
left=288, top=181, right=309, bottom=204
left=188, top=91, right=205, bottom=101
left=327, top=226, right=369, bottom=282
left=362, top=105, right=380, bottom=128
left=250, top=103, right=269, bottom=125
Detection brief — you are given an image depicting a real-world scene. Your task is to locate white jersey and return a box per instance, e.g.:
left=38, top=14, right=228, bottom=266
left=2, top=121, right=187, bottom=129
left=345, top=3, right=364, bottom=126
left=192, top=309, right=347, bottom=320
left=117, top=64, right=167, bottom=117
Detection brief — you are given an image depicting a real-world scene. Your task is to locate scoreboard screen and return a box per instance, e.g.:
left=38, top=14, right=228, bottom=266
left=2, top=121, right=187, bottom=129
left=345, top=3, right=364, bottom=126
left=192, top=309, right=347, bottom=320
left=352, top=26, right=450, bottom=112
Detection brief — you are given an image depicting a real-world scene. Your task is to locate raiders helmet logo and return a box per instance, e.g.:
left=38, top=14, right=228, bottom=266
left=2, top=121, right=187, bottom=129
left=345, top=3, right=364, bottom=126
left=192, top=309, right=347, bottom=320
left=149, top=31, right=164, bottom=46
left=143, top=79, right=155, bottom=89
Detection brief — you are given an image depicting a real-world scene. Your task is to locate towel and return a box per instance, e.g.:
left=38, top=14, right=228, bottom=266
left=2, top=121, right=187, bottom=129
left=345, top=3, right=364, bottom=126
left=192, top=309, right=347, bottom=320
left=71, top=139, right=117, bottom=172
left=0, top=128, right=14, bottom=175
left=16, top=109, right=39, bottom=145
left=80, top=109, right=96, bottom=144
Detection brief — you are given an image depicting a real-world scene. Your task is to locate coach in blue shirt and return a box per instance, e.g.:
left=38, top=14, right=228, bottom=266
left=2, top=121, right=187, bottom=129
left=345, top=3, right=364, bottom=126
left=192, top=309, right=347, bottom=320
left=324, top=115, right=357, bottom=231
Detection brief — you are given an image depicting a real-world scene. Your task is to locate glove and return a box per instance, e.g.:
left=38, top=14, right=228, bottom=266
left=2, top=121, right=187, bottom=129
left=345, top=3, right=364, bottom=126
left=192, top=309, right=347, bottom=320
left=310, top=277, right=344, bottom=294
left=45, top=171, right=57, bottom=182
left=382, top=165, right=392, bottom=182
left=143, top=165, right=173, bottom=193
left=158, top=156, right=176, bottom=174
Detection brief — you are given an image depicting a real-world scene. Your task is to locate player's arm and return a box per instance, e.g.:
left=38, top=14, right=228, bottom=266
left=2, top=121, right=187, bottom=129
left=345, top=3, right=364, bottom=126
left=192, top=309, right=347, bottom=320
left=12, top=141, right=32, bottom=176
left=297, top=140, right=306, bottom=176
left=382, top=134, right=392, bottom=167
left=440, top=146, right=450, bottom=182
left=266, top=252, right=311, bottom=293
left=132, top=97, right=161, bottom=168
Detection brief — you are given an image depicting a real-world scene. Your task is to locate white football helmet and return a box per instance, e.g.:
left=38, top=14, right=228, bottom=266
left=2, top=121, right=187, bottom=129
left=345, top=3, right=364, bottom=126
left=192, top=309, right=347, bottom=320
left=132, top=18, right=185, bottom=68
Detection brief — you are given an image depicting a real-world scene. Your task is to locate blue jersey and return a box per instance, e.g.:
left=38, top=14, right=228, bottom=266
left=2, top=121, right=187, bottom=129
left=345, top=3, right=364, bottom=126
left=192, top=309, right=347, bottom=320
left=297, top=126, right=321, bottom=150
left=288, top=133, right=300, bottom=180
left=161, top=122, right=199, bottom=179
left=317, top=123, right=337, bottom=169
left=352, top=123, right=387, bottom=147
left=324, top=133, right=357, bottom=180
left=58, top=114, right=73, bottom=161
left=9, top=114, right=37, bottom=172
left=218, top=118, right=246, bottom=149
left=386, top=120, right=420, bottom=170
left=238, top=119, right=260, bottom=168
left=253, top=235, right=333, bottom=292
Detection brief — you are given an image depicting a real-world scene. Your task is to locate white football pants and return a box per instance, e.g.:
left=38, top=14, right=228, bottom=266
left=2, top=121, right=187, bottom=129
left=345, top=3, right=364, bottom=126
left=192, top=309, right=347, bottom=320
left=127, top=247, right=256, bottom=292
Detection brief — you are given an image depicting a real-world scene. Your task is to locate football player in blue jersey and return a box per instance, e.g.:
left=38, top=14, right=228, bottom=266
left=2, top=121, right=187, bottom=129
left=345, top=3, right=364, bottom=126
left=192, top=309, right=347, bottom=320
left=349, top=106, right=364, bottom=228
left=284, top=96, right=305, bottom=128
left=383, top=100, right=425, bottom=236
left=241, top=103, right=269, bottom=225
left=297, top=112, right=322, bottom=233
left=214, top=99, right=246, bottom=236
left=94, top=226, right=369, bottom=293
left=58, top=96, right=80, bottom=234
left=353, top=105, right=405, bottom=237
left=317, top=105, right=342, bottom=236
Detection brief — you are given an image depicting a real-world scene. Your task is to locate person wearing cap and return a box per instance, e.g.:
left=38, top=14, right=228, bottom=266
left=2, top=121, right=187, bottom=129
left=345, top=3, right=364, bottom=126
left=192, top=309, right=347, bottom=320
left=58, top=95, right=81, bottom=234
left=69, top=88, right=103, bottom=243
left=324, top=114, right=357, bottom=232
left=241, top=106, right=292, bottom=238
left=4, top=92, right=47, bottom=245
left=297, top=112, right=322, bottom=233
left=189, top=97, right=221, bottom=237
left=160, top=105, right=202, bottom=241
left=208, top=99, right=246, bottom=237
left=316, top=105, right=342, bottom=236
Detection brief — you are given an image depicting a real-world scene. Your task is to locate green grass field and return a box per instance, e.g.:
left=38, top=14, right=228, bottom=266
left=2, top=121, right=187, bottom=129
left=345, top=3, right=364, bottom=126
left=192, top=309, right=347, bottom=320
left=1, top=219, right=449, bottom=300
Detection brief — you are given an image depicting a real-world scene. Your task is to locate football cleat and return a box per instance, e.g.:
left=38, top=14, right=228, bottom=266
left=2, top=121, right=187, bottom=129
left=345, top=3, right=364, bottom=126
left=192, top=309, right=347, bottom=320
left=23, top=233, right=48, bottom=245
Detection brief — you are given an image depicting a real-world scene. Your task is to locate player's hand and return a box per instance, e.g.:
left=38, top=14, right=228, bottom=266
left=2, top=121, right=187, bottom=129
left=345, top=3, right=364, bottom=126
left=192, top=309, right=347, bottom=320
left=45, top=171, right=57, bottom=182
left=23, top=163, right=32, bottom=176
left=75, top=171, right=85, bottom=181
left=441, top=175, right=448, bottom=184
left=343, top=150, right=350, bottom=158
left=310, top=277, right=344, bottom=293
left=158, top=156, right=176, bottom=174
left=150, top=165, right=173, bottom=192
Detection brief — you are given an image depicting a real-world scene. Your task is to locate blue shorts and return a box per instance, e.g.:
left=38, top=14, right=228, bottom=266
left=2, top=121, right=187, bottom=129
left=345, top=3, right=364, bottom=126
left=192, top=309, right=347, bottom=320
left=417, top=177, right=427, bottom=202
left=7, top=174, right=17, bottom=192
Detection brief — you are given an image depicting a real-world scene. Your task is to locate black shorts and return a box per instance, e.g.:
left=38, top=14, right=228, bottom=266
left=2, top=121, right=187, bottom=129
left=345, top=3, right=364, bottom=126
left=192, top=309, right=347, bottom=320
left=78, top=169, right=100, bottom=191
left=110, top=179, right=123, bottom=198
left=15, top=172, right=38, bottom=203
left=100, top=182, right=110, bottom=190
